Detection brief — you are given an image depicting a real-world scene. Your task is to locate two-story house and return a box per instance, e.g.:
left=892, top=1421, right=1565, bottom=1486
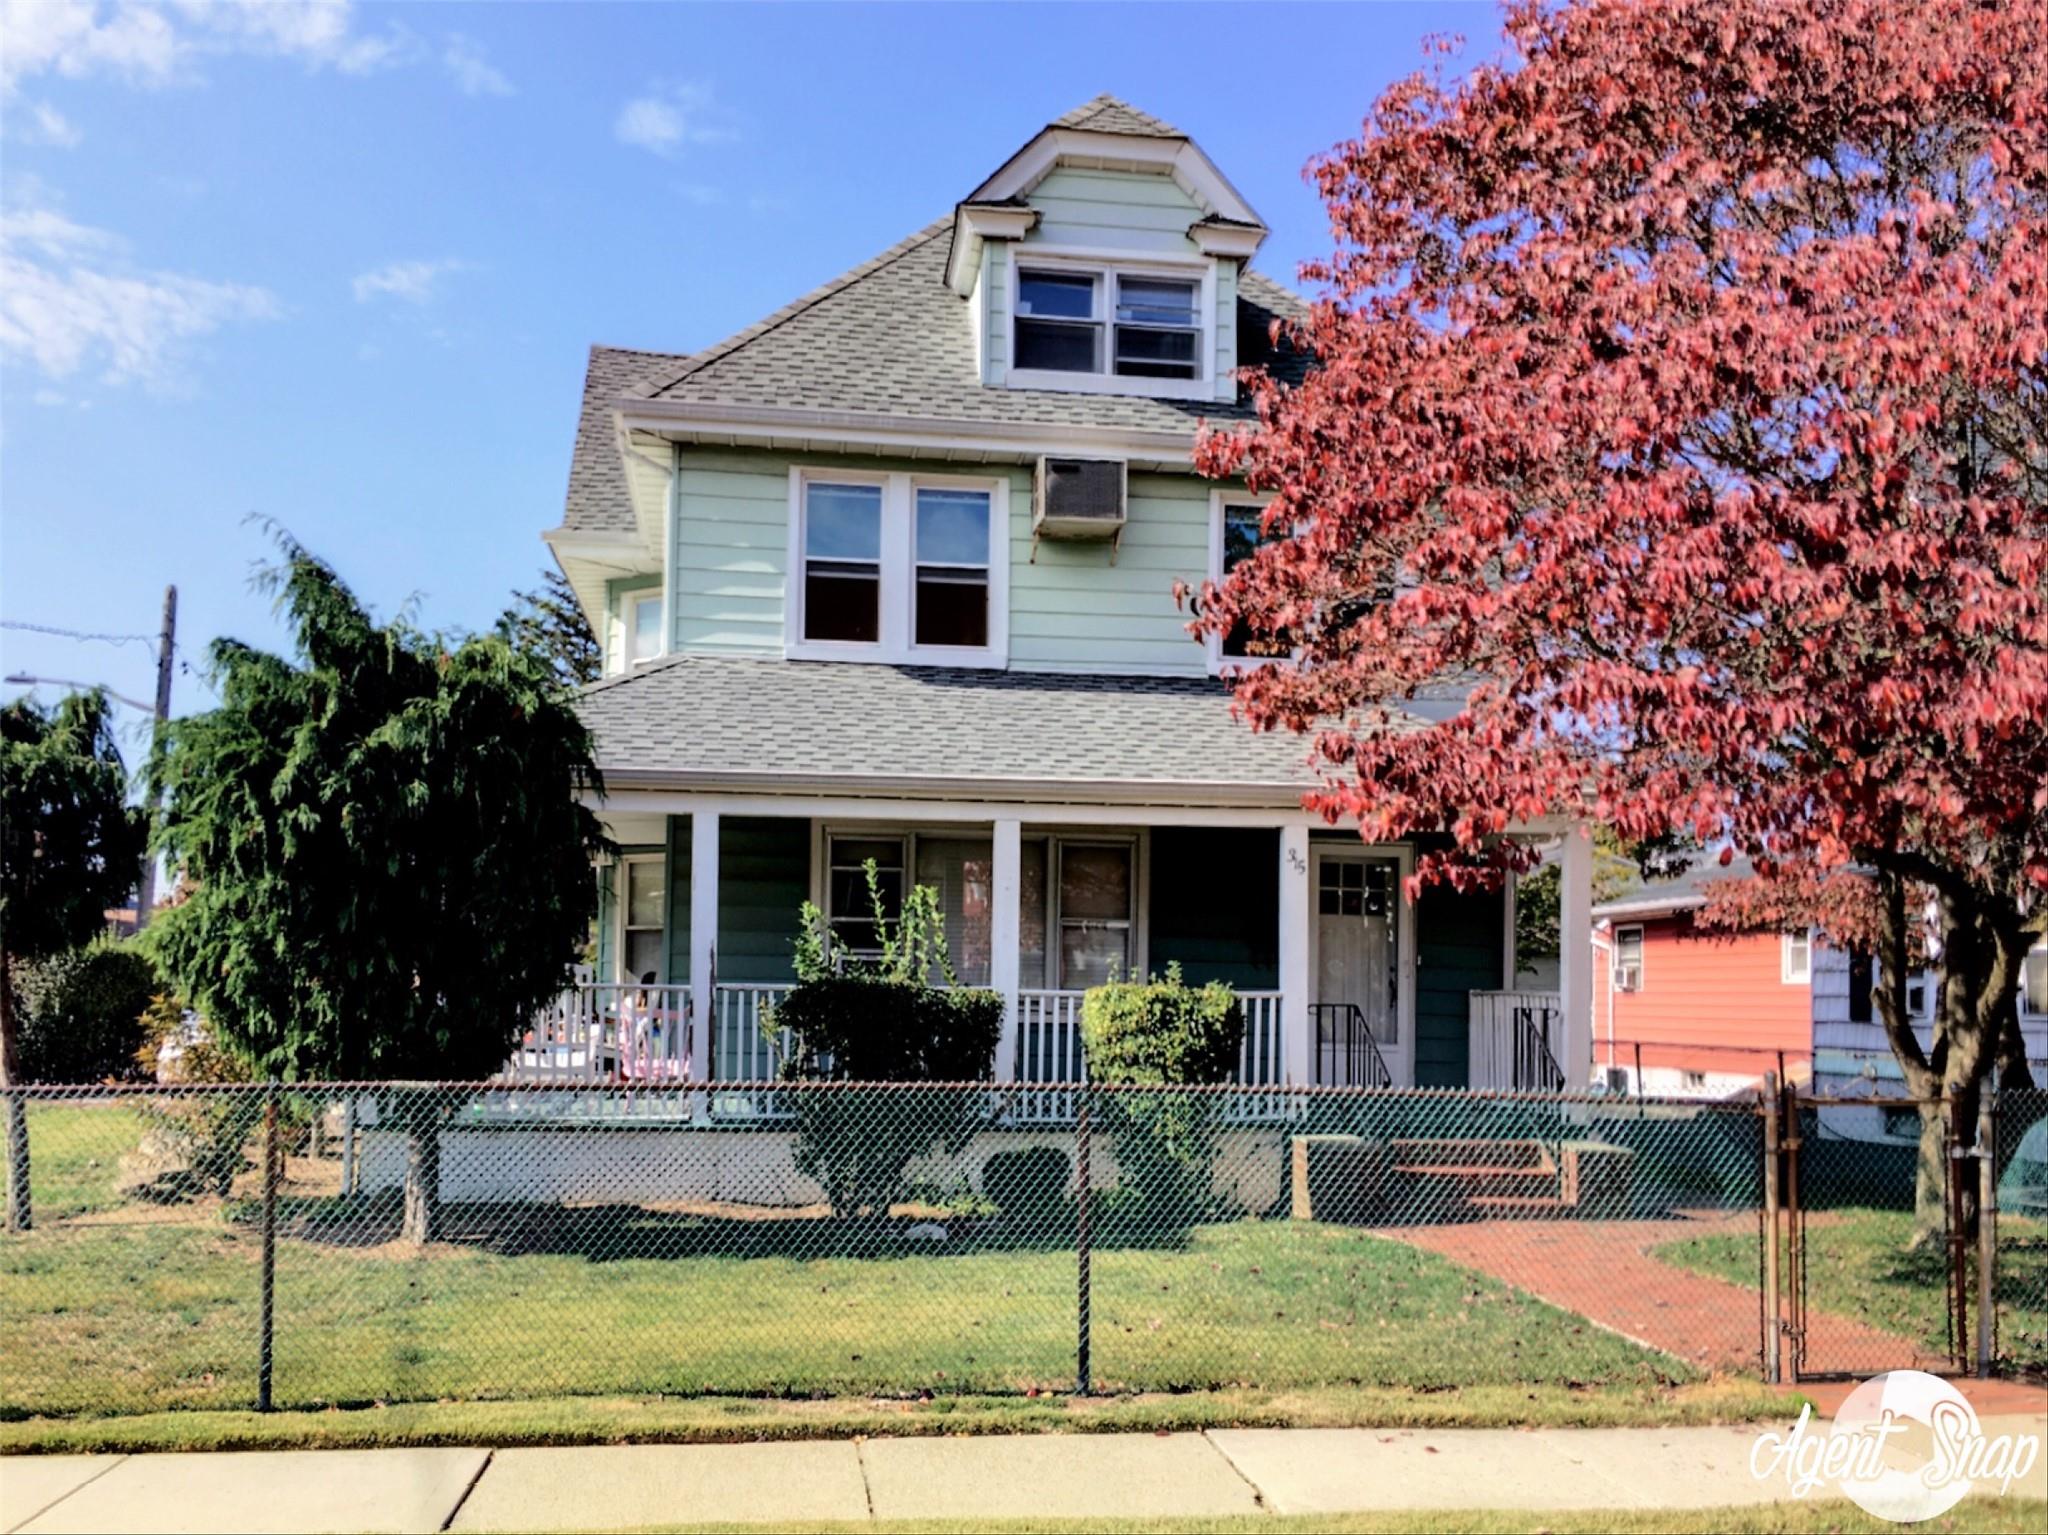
left=531, top=97, right=1602, bottom=1099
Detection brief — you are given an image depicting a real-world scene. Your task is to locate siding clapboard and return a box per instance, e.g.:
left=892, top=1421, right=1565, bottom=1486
left=1026, top=167, right=1203, bottom=257
left=717, top=816, right=811, bottom=983
left=1606, top=917, right=1809, bottom=1072
left=1414, top=883, right=1506, bottom=1089
left=1148, top=828, right=1279, bottom=988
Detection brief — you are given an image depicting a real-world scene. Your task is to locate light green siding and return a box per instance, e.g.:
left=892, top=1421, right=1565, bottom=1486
left=1010, top=470, right=1209, bottom=674
left=1212, top=260, right=1238, bottom=401
left=671, top=451, right=789, bottom=656
left=983, top=243, right=1009, bottom=385
left=1149, top=828, right=1279, bottom=988
left=667, top=447, right=1214, bottom=677
left=718, top=816, right=811, bottom=983
left=1025, top=168, right=1202, bottom=257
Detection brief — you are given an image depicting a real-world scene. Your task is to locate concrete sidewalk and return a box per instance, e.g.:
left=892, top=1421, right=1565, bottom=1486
left=5, top=1417, right=2046, bottom=1532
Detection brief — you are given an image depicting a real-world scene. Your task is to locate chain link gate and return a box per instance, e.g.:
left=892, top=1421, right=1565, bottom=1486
left=1765, top=1079, right=1978, bottom=1382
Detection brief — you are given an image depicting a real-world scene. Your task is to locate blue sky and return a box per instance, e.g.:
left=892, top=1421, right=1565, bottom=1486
left=1, top=0, right=1485, bottom=747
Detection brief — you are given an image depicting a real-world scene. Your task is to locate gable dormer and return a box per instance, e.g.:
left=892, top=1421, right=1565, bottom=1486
left=946, top=97, right=1267, bottom=405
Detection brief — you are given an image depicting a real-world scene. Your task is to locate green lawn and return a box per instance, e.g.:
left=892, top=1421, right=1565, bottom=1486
left=1654, top=1206, right=2048, bottom=1372
left=3, top=1100, right=1689, bottom=1419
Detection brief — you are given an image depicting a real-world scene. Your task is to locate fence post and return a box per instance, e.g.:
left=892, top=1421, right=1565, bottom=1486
left=258, top=1083, right=278, bottom=1413
left=1075, top=1089, right=1092, bottom=1396
left=1761, top=1073, right=1781, bottom=1385
left=1978, top=1097, right=1997, bottom=1378
left=1780, top=1078, right=1803, bottom=1382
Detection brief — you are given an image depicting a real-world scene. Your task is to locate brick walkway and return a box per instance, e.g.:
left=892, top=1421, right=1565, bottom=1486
left=1386, top=1210, right=1943, bottom=1376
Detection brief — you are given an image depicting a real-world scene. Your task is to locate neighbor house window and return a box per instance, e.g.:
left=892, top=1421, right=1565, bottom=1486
left=2023, top=944, right=2048, bottom=1020
left=913, top=488, right=991, bottom=648
left=1851, top=952, right=1933, bottom=1023
left=1613, top=926, right=1644, bottom=993
left=1782, top=930, right=1813, bottom=984
left=790, top=471, right=1007, bottom=664
left=619, top=857, right=665, bottom=983
left=1014, top=266, right=1201, bottom=384
left=1057, top=842, right=1134, bottom=988
left=801, top=482, right=884, bottom=644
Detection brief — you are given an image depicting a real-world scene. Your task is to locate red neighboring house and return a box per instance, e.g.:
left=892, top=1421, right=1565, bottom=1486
left=1590, top=858, right=1813, bottom=1098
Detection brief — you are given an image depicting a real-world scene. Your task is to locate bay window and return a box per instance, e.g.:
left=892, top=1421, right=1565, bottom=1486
left=789, top=471, right=1007, bottom=665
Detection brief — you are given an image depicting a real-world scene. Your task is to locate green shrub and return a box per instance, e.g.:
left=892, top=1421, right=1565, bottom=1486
left=1079, top=964, right=1244, bottom=1085
left=982, top=1145, right=1070, bottom=1227
left=125, top=991, right=260, bottom=1202
left=775, top=863, right=1001, bottom=1218
left=10, top=940, right=158, bottom=1083
left=1080, top=965, right=1243, bottom=1229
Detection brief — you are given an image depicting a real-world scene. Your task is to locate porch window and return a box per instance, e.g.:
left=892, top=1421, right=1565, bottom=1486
left=826, top=836, right=904, bottom=958
left=914, top=837, right=994, bottom=985
left=1613, top=926, right=1643, bottom=992
left=802, top=482, right=884, bottom=644
left=1057, top=842, right=1133, bottom=988
left=1018, top=838, right=1049, bottom=988
left=620, top=857, right=665, bottom=983
left=913, top=488, right=990, bottom=649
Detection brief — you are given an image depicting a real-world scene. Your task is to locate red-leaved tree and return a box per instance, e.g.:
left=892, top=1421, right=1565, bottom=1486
left=1195, top=0, right=2048, bottom=1235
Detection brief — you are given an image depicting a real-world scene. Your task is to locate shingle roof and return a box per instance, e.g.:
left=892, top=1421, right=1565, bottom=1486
left=563, top=344, right=692, bottom=535
left=578, top=654, right=1388, bottom=794
left=621, top=222, right=1307, bottom=438
left=1594, top=855, right=1756, bottom=919
left=1053, top=95, right=1186, bottom=138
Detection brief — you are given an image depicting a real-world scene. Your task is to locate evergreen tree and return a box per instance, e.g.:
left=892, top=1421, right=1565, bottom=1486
left=499, top=567, right=600, bottom=689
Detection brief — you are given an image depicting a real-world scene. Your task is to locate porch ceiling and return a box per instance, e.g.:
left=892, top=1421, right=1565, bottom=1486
left=578, top=655, right=1424, bottom=800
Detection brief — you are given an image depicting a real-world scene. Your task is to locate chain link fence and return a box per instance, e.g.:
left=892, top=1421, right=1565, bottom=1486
left=1993, top=1087, right=2048, bottom=1376
left=2, top=1079, right=2035, bottom=1421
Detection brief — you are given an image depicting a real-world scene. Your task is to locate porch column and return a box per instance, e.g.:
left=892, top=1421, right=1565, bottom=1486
left=990, top=819, right=1022, bottom=1082
left=1557, top=823, right=1595, bottom=1091
left=688, top=809, right=720, bottom=1086
left=1279, top=824, right=1312, bottom=1086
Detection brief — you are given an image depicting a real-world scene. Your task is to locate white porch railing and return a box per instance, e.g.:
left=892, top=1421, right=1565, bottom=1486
left=508, top=984, right=692, bottom=1083
left=709, top=982, right=797, bottom=1118
left=1011, top=988, right=1287, bottom=1120
left=1467, top=989, right=1565, bottom=1093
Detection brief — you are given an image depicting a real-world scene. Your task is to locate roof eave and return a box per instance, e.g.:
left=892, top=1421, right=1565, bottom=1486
left=590, top=764, right=1315, bottom=809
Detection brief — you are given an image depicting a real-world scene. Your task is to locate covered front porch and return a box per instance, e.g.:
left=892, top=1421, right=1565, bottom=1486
left=516, top=797, right=1598, bottom=1095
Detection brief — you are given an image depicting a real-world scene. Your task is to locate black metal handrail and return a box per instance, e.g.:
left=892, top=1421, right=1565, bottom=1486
left=1512, top=1002, right=1566, bottom=1093
left=1309, top=1001, right=1394, bottom=1089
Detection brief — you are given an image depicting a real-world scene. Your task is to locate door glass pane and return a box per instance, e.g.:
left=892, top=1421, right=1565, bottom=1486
left=625, top=861, right=664, bottom=929
left=915, top=837, right=994, bottom=986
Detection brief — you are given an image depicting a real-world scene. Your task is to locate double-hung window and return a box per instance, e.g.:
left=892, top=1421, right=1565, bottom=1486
left=1014, top=266, right=1202, bottom=386
left=1055, top=842, right=1134, bottom=989
left=802, top=482, right=885, bottom=644
left=1782, top=929, right=1812, bottom=985
left=619, top=857, right=665, bottom=984
left=2023, top=943, right=2048, bottom=1020
left=606, top=588, right=663, bottom=675
left=1613, top=926, right=1644, bottom=992
left=791, top=472, right=1007, bottom=665
left=823, top=832, right=994, bottom=985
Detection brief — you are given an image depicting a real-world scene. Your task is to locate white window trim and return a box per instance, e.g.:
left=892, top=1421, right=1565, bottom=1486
left=616, top=854, right=666, bottom=984
left=785, top=468, right=1011, bottom=668
left=1613, top=925, right=1644, bottom=993
left=623, top=587, right=665, bottom=669
left=1005, top=248, right=1214, bottom=401
left=1782, top=929, right=1813, bottom=985
left=2021, top=942, right=2048, bottom=1021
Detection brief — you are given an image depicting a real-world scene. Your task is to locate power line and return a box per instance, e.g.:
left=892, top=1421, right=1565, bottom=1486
left=0, top=618, right=166, bottom=655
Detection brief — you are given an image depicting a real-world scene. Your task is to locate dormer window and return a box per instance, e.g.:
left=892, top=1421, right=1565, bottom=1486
left=1011, top=263, right=1206, bottom=392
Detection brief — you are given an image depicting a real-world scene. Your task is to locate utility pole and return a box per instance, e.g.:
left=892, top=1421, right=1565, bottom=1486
left=135, top=585, right=176, bottom=929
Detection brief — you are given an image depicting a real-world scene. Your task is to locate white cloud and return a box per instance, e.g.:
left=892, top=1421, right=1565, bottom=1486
left=0, top=201, right=279, bottom=387
left=33, top=387, right=68, bottom=406
left=351, top=257, right=467, bottom=305
left=15, top=99, right=84, bottom=145
left=615, top=81, right=734, bottom=156
left=0, top=1, right=421, bottom=92
left=442, top=33, right=510, bottom=98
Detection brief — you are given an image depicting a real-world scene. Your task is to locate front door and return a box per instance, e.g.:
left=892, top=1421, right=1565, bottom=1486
left=1312, top=852, right=1401, bottom=1085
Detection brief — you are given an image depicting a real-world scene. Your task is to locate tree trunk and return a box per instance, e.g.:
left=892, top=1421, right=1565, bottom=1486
left=402, top=1120, right=440, bottom=1245
left=0, top=961, right=29, bottom=1233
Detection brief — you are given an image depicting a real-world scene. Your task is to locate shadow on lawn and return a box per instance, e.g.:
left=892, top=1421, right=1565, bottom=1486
left=263, top=1191, right=1203, bottom=1261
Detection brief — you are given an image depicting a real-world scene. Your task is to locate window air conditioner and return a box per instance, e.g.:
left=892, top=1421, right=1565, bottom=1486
left=1032, top=457, right=1127, bottom=560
